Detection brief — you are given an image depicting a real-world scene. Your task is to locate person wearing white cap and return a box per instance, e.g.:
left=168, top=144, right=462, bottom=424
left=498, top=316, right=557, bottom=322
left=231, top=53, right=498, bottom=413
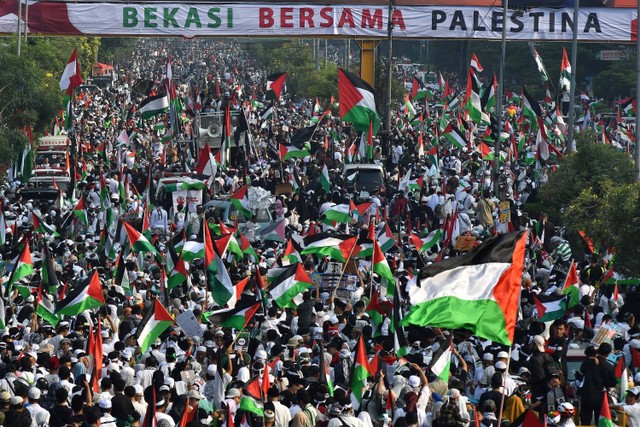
left=475, top=353, right=495, bottom=401
left=98, top=398, right=118, bottom=427
left=611, top=387, right=640, bottom=427
left=26, top=387, right=50, bottom=426
left=154, top=397, right=175, bottom=427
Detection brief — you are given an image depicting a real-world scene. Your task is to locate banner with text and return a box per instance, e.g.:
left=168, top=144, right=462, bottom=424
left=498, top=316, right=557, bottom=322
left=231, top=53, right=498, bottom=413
left=0, top=2, right=637, bottom=41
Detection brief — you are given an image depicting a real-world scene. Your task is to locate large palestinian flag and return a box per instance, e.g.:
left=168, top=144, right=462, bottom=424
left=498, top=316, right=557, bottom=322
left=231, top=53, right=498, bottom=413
left=7, top=240, right=34, bottom=295
left=269, top=263, right=314, bottom=308
left=350, top=335, right=372, bottom=410
left=136, top=298, right=173, bottom=352
left=56, top=270, right=106, bottom=316
left=403, top=232, right=527, bottom=346
left=140, top=94, right=169, bottom=119
left=123, top=221, right=158, bottom=254
left=301, top=233, right=357, bottom=263
left=266, top=72, right=287, bottom=101
left=338, top=68, right=381, bottom=135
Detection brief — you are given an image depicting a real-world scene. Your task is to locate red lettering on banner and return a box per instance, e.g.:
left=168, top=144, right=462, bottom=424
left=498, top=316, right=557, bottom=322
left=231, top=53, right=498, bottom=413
left=362, top=9, right=383, bottom=29
left=281, top=7, right=294, bottom=28
left=391, top=9, right=406, bottom=31
left=320, top=7, right=333, bottom=27
left=338, top=8, right=355, bottom=28
left=259, top=8, right=274, bottom=28
left=300, top=7, right=314, bottom=28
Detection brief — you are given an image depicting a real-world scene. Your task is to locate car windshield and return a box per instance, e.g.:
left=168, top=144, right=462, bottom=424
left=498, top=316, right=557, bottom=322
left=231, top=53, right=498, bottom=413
left=356, top=170, right=383, bottom=193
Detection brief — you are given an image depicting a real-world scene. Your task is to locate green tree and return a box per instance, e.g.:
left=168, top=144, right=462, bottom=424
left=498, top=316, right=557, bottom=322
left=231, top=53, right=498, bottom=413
left=564, top=180, right=640, bottom=276
left=528, top=130, right=635, bottom=222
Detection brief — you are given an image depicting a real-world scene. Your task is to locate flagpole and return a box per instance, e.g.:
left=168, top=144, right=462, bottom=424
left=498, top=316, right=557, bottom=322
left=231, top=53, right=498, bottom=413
left=496, top=348, right=513, bottom=427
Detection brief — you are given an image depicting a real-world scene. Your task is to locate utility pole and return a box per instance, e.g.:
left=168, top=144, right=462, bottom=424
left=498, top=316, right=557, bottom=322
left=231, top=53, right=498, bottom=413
left=385, top=0, right=396, bottom=133
left=16, top=0, right=21, bottom=56
left=566, top=0, right=580, bottom=154
left=493, top=0, right=509, bottom=196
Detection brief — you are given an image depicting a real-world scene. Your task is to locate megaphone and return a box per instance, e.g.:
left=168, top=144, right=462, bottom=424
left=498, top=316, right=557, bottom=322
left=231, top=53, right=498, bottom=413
left=198, top=124, right=222, bottom=139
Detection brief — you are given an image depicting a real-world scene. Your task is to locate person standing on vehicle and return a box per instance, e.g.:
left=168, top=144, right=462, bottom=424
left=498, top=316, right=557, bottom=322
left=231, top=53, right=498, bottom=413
left=150, top=204, right=169, bottom=235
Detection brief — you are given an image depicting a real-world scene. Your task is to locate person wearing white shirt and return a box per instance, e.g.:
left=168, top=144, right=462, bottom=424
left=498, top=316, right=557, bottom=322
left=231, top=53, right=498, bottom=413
left=611, top=386, right=640, bottom=427
left=26, top=388, right=50, bottom=427
left=149, top=205, right=169, bottom=235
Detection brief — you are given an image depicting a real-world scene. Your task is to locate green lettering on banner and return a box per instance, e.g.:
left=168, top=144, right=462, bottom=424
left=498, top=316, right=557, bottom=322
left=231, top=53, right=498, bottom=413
left=207, top=7, right=221, bottom=28
left=185, top=8, right=202, bottom=28
left=164, top=8, right=180, bottom=27
left=144, top=7, right=157, bottom=28
left=227, top=7, right=233, bottom=28
left=123, top=7, right=138, bottom=27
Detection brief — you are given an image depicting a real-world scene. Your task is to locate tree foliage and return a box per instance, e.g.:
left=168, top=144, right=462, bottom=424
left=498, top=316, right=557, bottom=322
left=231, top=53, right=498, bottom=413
left=530, top=130, right=635, bottom=221
left=529, top=130, right=639, bottom=274
left=564, top=181, right=640, bottom=276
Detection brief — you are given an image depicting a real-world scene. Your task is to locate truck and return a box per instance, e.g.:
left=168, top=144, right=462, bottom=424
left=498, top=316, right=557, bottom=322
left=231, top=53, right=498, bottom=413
left=29, top=135, right=72, bottom=192
left=343, top=163, right=386, bottom=200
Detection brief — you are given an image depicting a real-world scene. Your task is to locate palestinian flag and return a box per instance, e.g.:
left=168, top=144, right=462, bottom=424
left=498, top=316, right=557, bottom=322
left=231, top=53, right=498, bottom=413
left=562, top=260, right=580, bottom=308
left=283, top=236, right=304, bottom=264
left=259, top=219, right=286, bottom=243
left=266, top=72, right=287, bottom=101
left=42, top=243, right=60, bottom=294
left=559, top=48, right=571, bottom=94
left=408, top=229, right=442, bottom=252
left=323, top=204, right=352, bottom=224
left=240, top=235, right=258, bottom=262
left=221, top=302, right=260, bottom=331
left=210, top=252, right=234, bottom=307
left=36, top=285, right=59, bottom=327
left=0, top=298, right=5, bottom=330
left=533, top=293, right=569, bottom=322
left=56, top=270, right=105, bottom=316
left=72, top=197, right=88, bottom=227
left=136, top=298, right=173, bottom=352
left=7, top=240, right=34, bottom=295
left=301, top=233, right=357, bottom=263
left=230, top=186, right=252, bottom=219
left=167, top=254, right=187, bottom=289
left=140, top=94, right=169, bottom=119
left=378, top=223, right=395, bottom=253
left=320, top=164, right=331, bottom=193
left=430, top=344, right=452, bottom=383
left=260, top=101, right=274, bottom=122
left=366, top=290, right=392, bottom=335
left=443, top=124, right=467, bottom=149
left=319, top=341, right=335, bottom=396
left=279, top=144, right=309, bottom=161
left=622, top=98, right=636, bottom=117
left=163, top=179, right=206, bottom=192
left=269, top=263, right=314, bottom=308
left=123, top=221, right=158, bottom=255
left=522, top=86, right=542, bottom=125
left=182, top=240, right=205, bottom=261
left=403, top=232, right=527, bottom=346
left=529, top=43, right=550, bottom=84
left=470, top=53, right=483, bottom=73
left=392, top=285, right=408, bottom=357
left=32, top=212, right=59, bottom=236
left=338, top=68, right=381, bottom=135
left=240, top=393, right=264, bottom=417
left=481, top=74, right=497, bottom=112
left=350, top=335, right=372, bottom=410
left=465, top=70, right=485, bottom=124
left=373, top=239, right=395, bottom=297
left=598, top=390, right=614, bottom=427
left=227, top=277, right=250, bottom=309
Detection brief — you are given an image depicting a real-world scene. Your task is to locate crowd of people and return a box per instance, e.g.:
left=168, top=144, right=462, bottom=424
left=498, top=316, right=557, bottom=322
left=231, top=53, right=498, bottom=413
left=0, top=38, right=639, bottom=427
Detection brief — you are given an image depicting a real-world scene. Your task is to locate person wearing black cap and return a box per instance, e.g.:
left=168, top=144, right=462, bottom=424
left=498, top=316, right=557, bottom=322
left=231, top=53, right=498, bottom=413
left=267, top=386, right=291, bottom=427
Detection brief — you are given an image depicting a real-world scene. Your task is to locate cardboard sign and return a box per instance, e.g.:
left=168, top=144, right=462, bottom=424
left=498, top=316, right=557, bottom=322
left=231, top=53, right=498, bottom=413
left=234, top=332, right=250, bottom=352
left=454, top=235, right=477, bottom=252
left=175, top=310, right=204, bottom=338
left=499, top=201, right=511, bottom=224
